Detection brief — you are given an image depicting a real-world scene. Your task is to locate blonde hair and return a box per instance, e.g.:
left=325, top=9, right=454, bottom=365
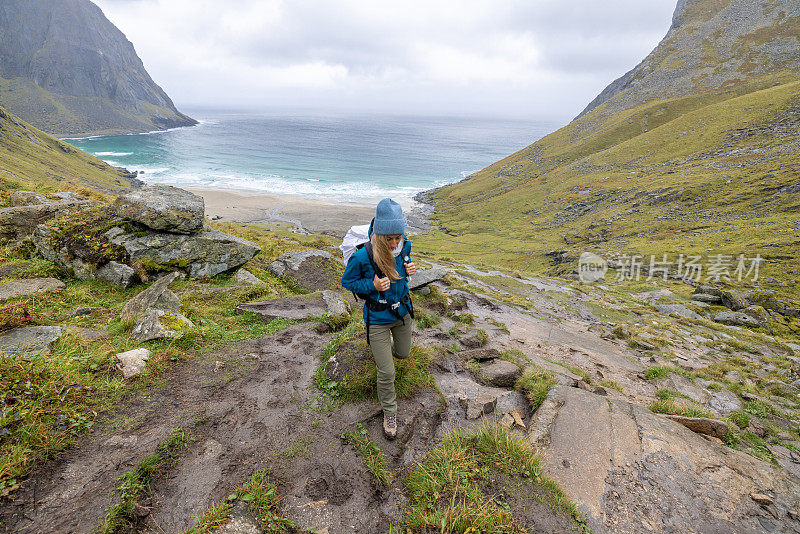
left=371, top=233, right=401, bottom=281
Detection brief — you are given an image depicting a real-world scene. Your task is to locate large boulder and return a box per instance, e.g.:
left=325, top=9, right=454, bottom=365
left=408, top=267, right=447, bottom=290
left=714, top=311, right=765, bottom=329
left=0, top=278, right=65, bottom=302
left=108, top=226, right=260, bottom=278
left=113, top=185, right=204, bottom=234
left=268, top=249, right=343, bottom=291
left=0, top=199, right=99, bottom=243
left=0, top=326, right=63, bottom=357
left=234, top=290, right=348, bottom=321
left=527, top=385, right=800, bottom=533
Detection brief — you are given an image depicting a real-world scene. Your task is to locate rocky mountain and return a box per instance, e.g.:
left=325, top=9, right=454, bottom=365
left=579, top=0, right=800, bottom=118
left=0, top=0, right=196, bottom=137
left=416, top=0, right=800, bottom=302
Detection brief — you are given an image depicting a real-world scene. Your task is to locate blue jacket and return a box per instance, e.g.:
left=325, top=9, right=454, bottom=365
left=341, top=235, right=412, bottom=325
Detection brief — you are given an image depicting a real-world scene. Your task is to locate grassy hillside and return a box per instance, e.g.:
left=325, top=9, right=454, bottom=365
left=415, top=0, right=800, bottom=301
left=0, top=105, right=138, bottom=196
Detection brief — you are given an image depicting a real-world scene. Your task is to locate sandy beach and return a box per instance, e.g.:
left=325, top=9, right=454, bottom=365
left=188, top=188, right=430, bottom=237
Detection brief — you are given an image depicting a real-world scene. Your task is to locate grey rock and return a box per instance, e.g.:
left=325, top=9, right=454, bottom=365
left=121, top=272, right=180, bottom=323
left=665, top=415, right=730, bottom=439
left=218, top=501, right=261, bottom=534
left=131, top=309, right=193, bottom=342
left=631, top=288, right=674, bottom=301
left=233, top=268, right=263, bottom=285
left=721, top=290, right=748, bottom=311
left=408, top=267, right=447, bottom=290
left=479, top=360, right=522, bottom=387
left=153, top=289, right=181, bottom=314
left=267, top=249, right=341, bottom=291
left=714, top=311, right=764, bottom=329
left=0, top=277, right=65, bottom=302
left=465, top=394, right=497, bottom=420
left=740, top=305, right=769, bottom=324
left=747, top=418, right=768, bottom=438
left=787, top=343, right=800, bottom=354
left=458, top=327, right=486, bottom=349
left=655, top=303, right=701, bottom=320
left=741, top=290, right=786, bottom=314
left=708, top=389, right=742, bottom=416
left=68, top=327, right=109, bottom=343
left=95, top=261, right=135, bottom=288
left=458, top=348, right=502, bottom=362
left=115, top=348, right=150, bottom=379
left=693, top=284, right=724, bottom=297
left=691, top=293, right=723, bottom=304
left=526, top=385, right=800, bottom=533
left=234, top=290, right=349, bottom=321
left=0, top=326, right=63, bottom=357
left=0, top=199, right=99, bottom=243
left=110, top=228, right=260, bottom=278
left=9, top=191, right=49, bottom=206
left=114, top=185, right=204, bottom=234
left=10, top=191, right=84, bottom=206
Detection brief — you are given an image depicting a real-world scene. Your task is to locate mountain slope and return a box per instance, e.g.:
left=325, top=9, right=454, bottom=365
left=0, top=104, right=139, bottom=194
left=415, top=0, right=800, bottom=300
left=0, top=0, right=196, bottom=137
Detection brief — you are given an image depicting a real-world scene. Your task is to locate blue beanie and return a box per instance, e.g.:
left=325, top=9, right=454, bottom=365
left=373, top=197, right=405, bottom=235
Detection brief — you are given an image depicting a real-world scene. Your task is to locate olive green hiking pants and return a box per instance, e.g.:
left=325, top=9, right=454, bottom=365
left=368, top=313, right=413, bottom=415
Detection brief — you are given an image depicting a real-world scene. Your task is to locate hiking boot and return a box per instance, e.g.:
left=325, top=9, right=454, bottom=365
left=383, top=412, right=397, bottom=440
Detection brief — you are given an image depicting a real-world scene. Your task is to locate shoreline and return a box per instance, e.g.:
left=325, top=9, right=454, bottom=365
left=188, top=186, right=430, bottom=238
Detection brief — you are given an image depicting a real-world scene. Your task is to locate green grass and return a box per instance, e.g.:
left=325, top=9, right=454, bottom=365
left=186, top=468, right=296, bottom=534
left=644, top=366, right=678, bottom=380
left=340, top=423, right=392, bottom=487
left=415, top=310, right=442, bottom=329
left=99, top=428, right=191, bottom=533
left=648, top=399, right=713, bottom=419
left=0, top=104, right=137, bottom=193
left=599, top=380, right=625, bottom=394
left=515, top=366, right=557, bottom=411
left=402, top=423, right=587, bottom=532
left=0, top=224, right=337, bottom=489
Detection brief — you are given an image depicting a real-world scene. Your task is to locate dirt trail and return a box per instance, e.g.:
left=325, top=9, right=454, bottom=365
left=1, top=325, right=334, bottom=533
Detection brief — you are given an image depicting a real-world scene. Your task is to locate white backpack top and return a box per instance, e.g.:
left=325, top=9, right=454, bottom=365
left=340, top=224, right=371, bottom=265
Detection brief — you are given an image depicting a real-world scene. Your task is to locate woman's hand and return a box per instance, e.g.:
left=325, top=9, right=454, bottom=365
left=404, top=262, right=417, bottom=276
left=374, top=274, right=390, bottom=292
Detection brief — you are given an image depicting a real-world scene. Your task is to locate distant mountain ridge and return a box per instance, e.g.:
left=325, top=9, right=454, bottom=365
left=579, top=0, right=800, bottom=118
left=0, top=0, right=196, bottom=137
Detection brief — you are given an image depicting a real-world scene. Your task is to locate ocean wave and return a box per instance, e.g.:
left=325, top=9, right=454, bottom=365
left=95, top=151, right=133, bottom=156
left=143, top=170, right=428, bottom=202
left=133, top=166, right=170, bottom=175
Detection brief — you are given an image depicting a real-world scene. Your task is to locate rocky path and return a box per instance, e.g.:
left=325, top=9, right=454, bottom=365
left=2, top=257, right=800, bottom=533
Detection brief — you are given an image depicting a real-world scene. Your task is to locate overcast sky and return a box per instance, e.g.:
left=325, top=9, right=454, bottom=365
left=94, top=0, right=678, bottom=121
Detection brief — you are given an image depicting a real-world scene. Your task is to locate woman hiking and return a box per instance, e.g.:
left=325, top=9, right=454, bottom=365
left=341, top=198, right=417, bottom=440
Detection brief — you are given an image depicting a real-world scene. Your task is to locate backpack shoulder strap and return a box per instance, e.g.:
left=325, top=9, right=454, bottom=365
left=364, top=241, right=384, bottom=279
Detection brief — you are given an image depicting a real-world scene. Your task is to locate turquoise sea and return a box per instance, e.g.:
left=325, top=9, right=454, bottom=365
left=66, top=110, right=557, bottom=203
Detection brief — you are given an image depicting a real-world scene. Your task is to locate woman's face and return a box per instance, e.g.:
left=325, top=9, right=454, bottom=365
left=386, top=234, right=402, bottom=249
